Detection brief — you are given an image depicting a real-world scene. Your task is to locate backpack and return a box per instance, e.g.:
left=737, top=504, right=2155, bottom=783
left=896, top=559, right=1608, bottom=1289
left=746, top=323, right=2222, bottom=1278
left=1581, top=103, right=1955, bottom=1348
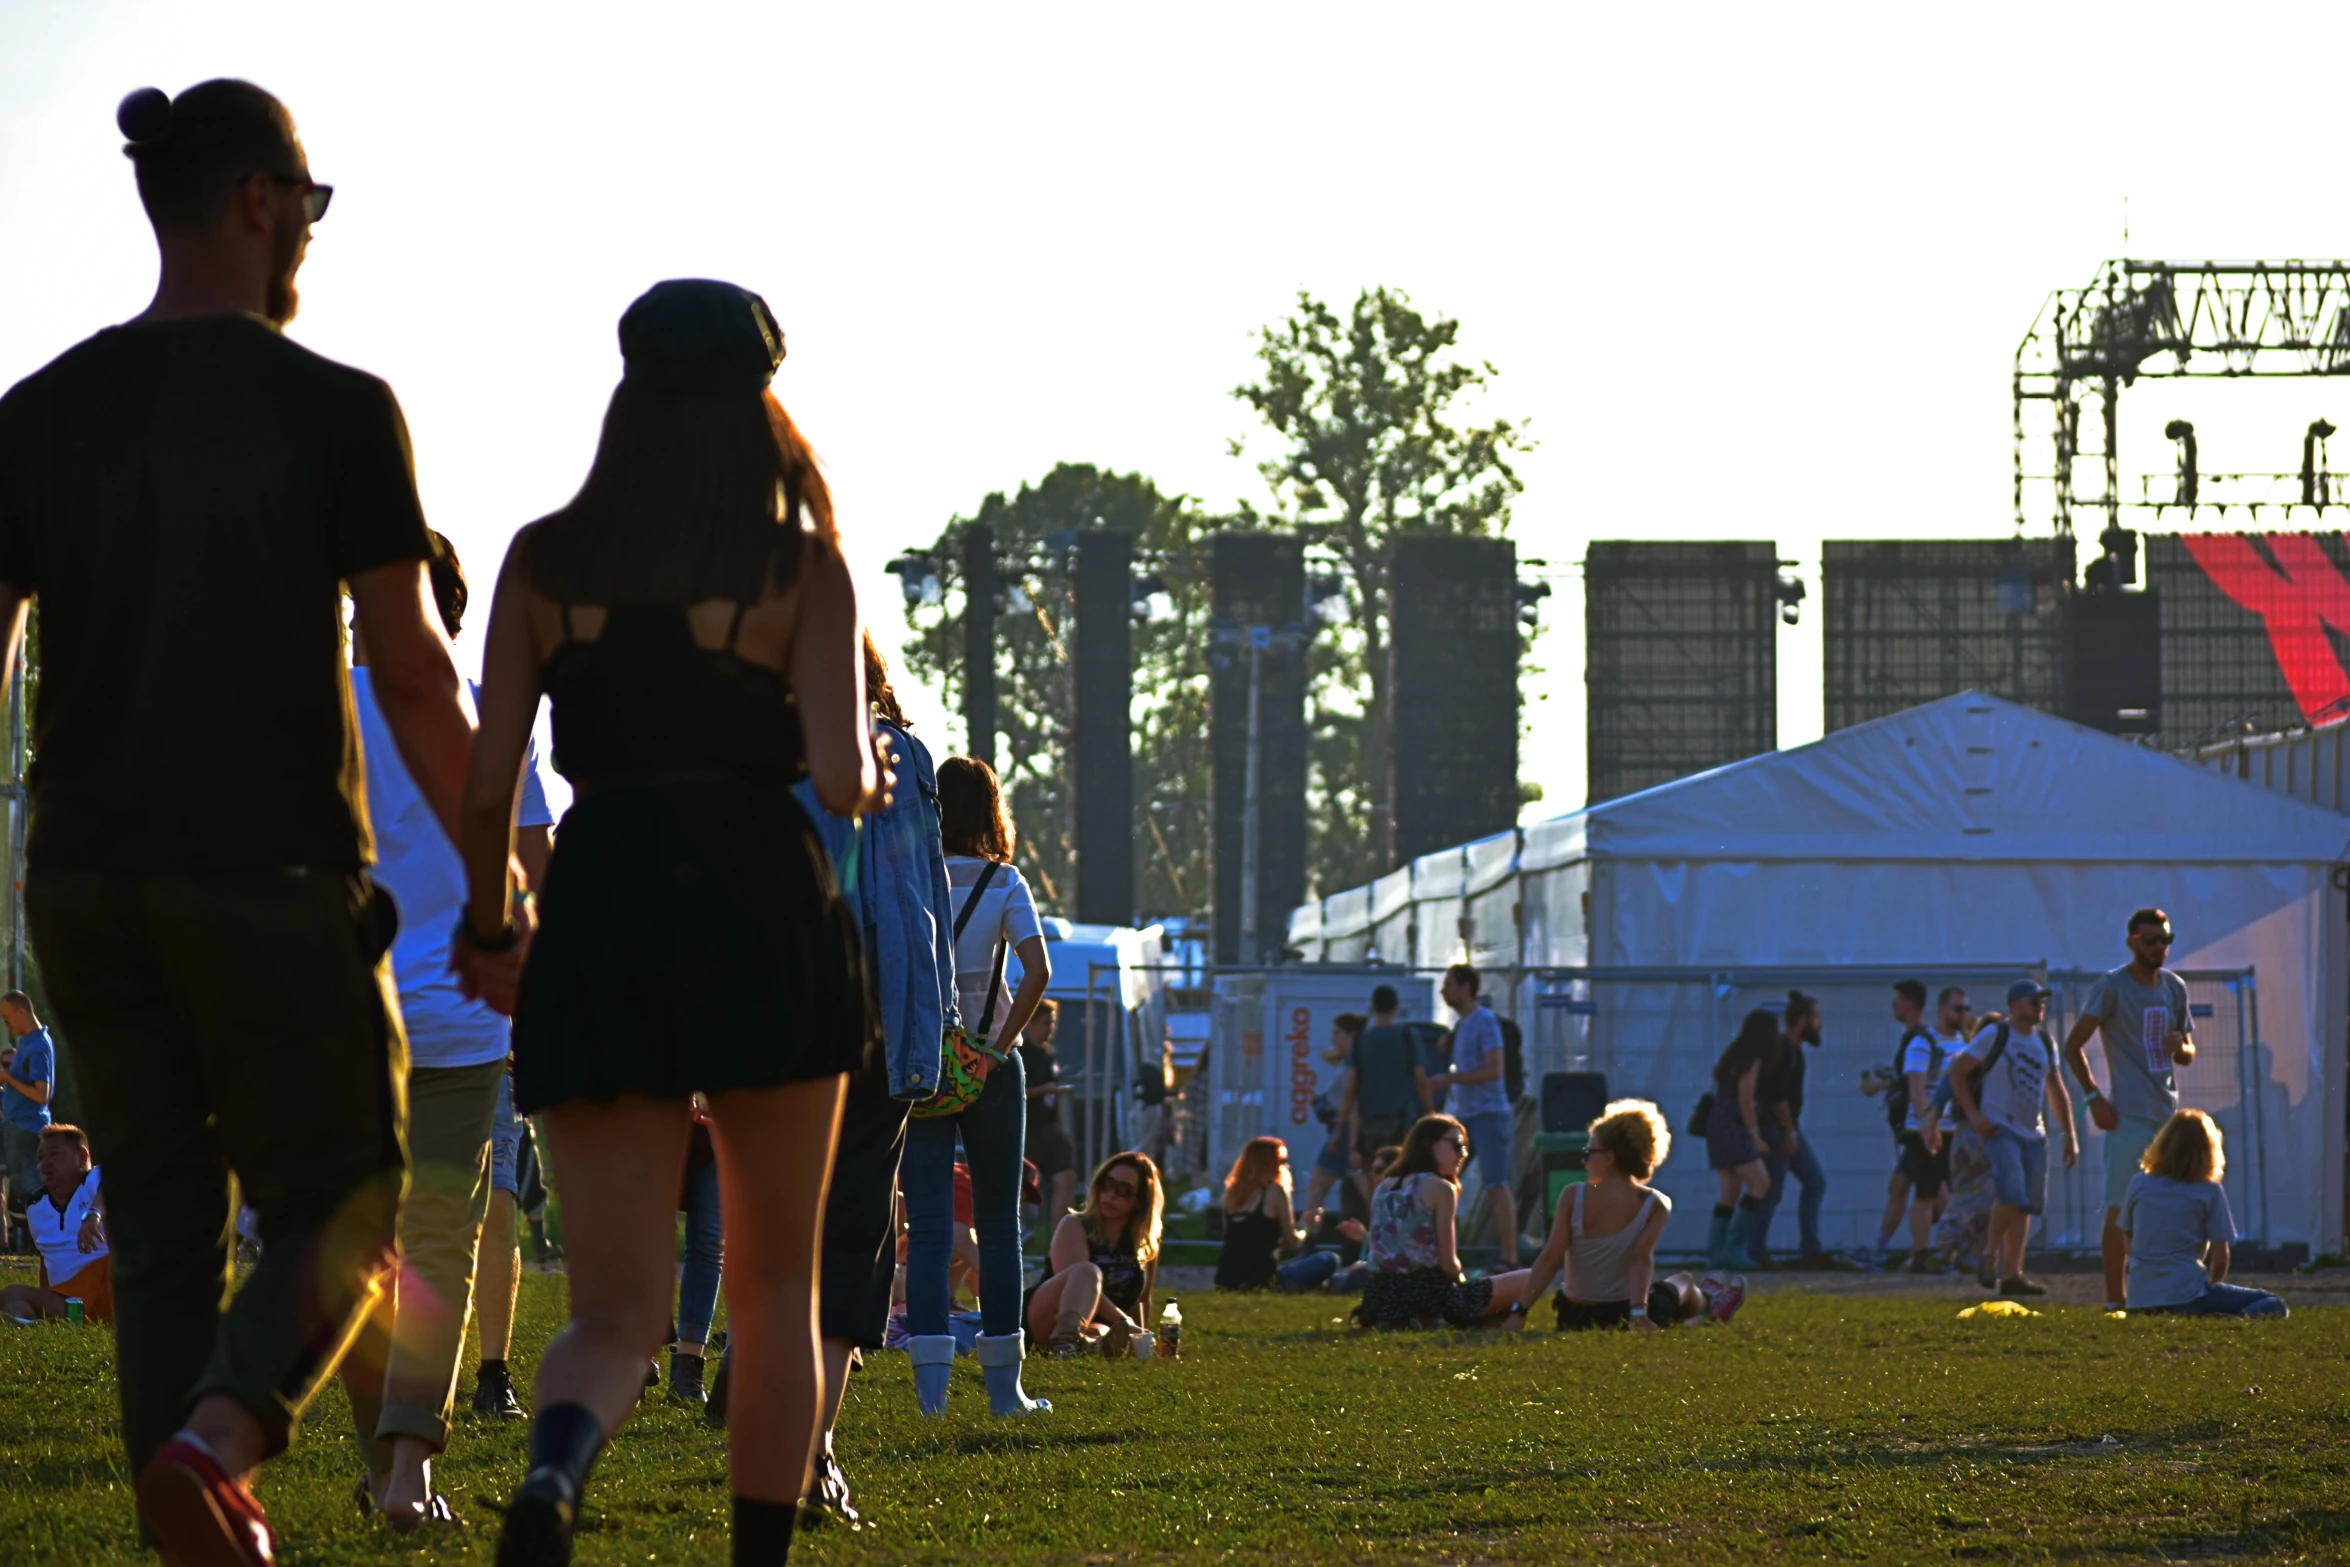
left=1950, top=1023, right=2017, bottom=1122
left=1885, top=1025, right=1938, bottom=1134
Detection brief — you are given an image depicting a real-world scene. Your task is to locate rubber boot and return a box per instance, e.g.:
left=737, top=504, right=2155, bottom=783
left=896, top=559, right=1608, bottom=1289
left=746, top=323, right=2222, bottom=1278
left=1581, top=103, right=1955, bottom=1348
left=974, top=1332, right=1051, bottom=1417
left=1716, top=1198, right=1761, bottom=1270
left=1704, top=1205, right=1732, bottom=1267
left=909, top=1335, right=957, bottom=1417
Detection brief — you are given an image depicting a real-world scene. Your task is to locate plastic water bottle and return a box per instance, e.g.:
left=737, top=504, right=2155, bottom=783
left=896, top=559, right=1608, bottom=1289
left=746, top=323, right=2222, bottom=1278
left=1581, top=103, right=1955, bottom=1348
left=1159, top=1299, right=1181, bottom=1358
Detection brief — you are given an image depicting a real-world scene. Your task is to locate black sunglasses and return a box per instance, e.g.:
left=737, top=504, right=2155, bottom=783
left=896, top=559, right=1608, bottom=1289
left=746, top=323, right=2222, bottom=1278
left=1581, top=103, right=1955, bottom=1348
left=262, top=170, right=333, bottom=224
left=1099, top=1179, right=1141, bottom=1198
left=2137, top=931, right=2174, bottom=947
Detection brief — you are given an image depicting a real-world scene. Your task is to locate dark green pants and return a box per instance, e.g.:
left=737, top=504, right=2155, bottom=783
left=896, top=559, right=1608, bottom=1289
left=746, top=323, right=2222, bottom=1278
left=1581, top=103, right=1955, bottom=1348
left=27, top=866, right=408, bottom=1474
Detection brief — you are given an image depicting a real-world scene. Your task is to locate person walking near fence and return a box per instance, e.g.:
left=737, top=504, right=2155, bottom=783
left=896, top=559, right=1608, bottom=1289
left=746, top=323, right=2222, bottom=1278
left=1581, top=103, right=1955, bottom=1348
left=0, top=991, right=56, bottom=1245
left=2062, top=909, right=2196, bottom=1314
left=1948, top=980, right=2077, bottom=1298
left=0, top=79, right=483, bottom=1566
left=1426, top=965, right=1518, bottom=1268
left=343, top=532, right=556, bottom=1528
left=904, top=757, right=1053, bottom=1419
left=1701, top=1011, right=1778, bottom=1270
left=1338, top=986, right=1431, bottom=1208
left=457, top=278, right=885, bottom=1567
left=1899, top=985, right=1969, bottom=1274
left=1302, top=1012, right=1365, bottom=1231
left=1751, top=990, right=1830, bottom=1268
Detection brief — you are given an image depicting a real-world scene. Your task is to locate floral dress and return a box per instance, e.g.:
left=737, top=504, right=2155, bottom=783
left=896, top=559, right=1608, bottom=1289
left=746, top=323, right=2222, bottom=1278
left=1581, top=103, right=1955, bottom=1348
left=1354, top=1174, right=1496, bottom=1329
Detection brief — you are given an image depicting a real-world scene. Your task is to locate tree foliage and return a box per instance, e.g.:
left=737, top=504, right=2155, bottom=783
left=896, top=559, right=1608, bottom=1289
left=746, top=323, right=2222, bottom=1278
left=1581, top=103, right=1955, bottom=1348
left=1232, top=286, right=1528, bottom=890
left=895, top=464, right=1239, bottom=921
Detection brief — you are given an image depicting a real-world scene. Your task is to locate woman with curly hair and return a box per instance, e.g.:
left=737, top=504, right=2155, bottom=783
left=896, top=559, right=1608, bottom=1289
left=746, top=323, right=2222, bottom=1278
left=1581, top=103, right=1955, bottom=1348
left=1027, top=1152, right=1164, bottom=1354
left=1341, top=1115, right=1531, bottom=1329
left=1516, top=1101, right=1743, bottom=1330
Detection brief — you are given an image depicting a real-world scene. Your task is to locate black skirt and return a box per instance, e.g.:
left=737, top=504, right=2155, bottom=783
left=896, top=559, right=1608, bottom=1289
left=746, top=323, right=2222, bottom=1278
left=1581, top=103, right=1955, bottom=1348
left=1355, top=1267, right=1494, bottom=1329
left=511, top=778, right=874, bottom=1112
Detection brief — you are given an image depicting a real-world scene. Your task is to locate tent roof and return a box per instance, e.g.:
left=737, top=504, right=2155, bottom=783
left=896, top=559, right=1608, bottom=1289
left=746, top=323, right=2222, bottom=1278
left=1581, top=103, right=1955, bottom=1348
left=1533, top=692, right=2350, bottom=866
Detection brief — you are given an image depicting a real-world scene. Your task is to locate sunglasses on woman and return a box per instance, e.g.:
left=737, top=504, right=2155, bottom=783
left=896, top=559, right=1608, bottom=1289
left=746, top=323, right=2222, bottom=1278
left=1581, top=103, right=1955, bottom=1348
left=1100, top=1178, right=1141, bottom=1199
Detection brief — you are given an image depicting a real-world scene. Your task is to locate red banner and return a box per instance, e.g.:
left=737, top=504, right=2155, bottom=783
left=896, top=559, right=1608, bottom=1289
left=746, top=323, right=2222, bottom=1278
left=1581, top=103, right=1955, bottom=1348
left=2181, top=532, right=2350, bottom=724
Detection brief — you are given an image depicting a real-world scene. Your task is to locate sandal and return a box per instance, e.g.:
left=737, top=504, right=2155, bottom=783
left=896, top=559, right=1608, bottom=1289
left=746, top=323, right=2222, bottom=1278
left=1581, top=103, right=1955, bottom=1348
left=385, top=1492, right=463, bottom=1532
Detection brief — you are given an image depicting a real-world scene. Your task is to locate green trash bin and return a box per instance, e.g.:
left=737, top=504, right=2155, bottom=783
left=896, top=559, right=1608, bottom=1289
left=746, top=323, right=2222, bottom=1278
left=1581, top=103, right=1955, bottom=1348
left=1537, top=1130, right=1589, bottom=1213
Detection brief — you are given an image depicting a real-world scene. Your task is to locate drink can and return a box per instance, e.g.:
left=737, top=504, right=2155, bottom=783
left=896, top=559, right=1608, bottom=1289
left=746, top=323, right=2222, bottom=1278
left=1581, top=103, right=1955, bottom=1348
left=1130, top=1330, right=1155, bottom=1362
left=65, top=1298, right=84, bottom=1325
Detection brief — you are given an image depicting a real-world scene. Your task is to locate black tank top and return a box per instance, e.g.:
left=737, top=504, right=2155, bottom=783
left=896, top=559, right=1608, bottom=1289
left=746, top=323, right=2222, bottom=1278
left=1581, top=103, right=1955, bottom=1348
left=543, top=602, right=806, bottom=790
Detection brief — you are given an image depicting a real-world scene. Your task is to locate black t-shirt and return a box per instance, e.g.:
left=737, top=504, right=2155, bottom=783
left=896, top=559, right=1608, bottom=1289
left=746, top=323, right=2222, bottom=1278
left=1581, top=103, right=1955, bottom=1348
left=1020, top=1039, right=1062, bottom=1130
left=1758, top=1032, right=1811, bottom=1122
left=0, top=315, right=432, bottom=872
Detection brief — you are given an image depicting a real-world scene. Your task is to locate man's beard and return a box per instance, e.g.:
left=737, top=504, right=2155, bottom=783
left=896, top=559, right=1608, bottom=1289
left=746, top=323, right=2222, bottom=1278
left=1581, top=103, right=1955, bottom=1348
left=264, top=208, right=305, bottom=325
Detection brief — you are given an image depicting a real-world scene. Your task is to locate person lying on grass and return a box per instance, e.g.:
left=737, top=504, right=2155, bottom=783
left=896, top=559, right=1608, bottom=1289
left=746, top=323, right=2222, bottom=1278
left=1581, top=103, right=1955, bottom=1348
left=1337, top=1115, right=1531, bottom=1329
left=1512, top=1100, right=1746, bottom=1331
left=2121, top=1108, right=2286, bottom=1319
left=1027, top=1151, right=1163, bottom=1356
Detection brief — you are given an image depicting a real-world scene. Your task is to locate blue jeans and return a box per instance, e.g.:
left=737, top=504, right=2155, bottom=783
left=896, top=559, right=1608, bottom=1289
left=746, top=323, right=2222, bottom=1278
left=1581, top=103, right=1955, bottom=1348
left=678, top=1154, right=724, bottom=1344
left=2143, top=1281, right=2289, bottom=1319
left=904, top=1049, right=1027, bottom=1338
left=1986, top=1127, right=2049, bottom=1216
left=1752, top=1126, right=1827, bottom=1260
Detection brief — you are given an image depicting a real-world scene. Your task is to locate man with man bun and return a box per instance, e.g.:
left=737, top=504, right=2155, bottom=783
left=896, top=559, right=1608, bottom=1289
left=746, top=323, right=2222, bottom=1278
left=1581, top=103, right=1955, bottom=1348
left=0, top=79, right=485, bottom=1565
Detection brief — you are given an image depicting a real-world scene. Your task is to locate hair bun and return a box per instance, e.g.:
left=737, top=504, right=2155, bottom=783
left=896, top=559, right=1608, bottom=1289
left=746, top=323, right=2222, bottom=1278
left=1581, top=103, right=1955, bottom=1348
left=117, top=87, right=173, bottom=145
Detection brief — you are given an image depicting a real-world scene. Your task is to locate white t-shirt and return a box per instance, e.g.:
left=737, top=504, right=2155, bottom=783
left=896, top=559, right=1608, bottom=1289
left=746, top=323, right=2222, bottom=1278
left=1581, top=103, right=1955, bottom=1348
left=945, top=855, right=1043, bottom=1039
left=1900, top=1028, right=1965, bottom=1131
left=1958, top=1022, right=2054, bottom=1140
left=29, top=1166, right=105, bottom=1290
left=353, top=669, right=556, bottom=1071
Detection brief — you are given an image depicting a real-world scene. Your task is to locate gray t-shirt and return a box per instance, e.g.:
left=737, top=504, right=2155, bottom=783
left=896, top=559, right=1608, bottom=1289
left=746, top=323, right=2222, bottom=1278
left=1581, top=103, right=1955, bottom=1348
left=2082, top=966, right=2192, bottom=1122
left=2118, top=1172, right=2234, bottom=1309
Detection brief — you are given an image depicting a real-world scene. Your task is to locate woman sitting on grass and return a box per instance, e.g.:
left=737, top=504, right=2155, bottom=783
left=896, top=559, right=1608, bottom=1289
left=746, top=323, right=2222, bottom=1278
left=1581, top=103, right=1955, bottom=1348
left=1215, top=1136, right=1306, bottom=1291
left=1027, top=1152, right=1164, bottom=1355
left=2121, top=1108, right=2287, bottom=1319
left=1515, top=1100, right=1746, bottom=1330
left=1340, top=1115, right=1530, bottom=1329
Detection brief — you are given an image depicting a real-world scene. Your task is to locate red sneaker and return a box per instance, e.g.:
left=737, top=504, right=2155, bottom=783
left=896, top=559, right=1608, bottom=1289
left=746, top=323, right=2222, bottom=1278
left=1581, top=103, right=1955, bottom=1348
left=136, top=1434, right=277, bottom=1567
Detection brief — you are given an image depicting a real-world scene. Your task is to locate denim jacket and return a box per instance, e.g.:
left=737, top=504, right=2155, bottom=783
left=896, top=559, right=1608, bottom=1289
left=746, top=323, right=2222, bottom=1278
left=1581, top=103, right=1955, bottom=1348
left=794, top=723, right=959, bottom=1100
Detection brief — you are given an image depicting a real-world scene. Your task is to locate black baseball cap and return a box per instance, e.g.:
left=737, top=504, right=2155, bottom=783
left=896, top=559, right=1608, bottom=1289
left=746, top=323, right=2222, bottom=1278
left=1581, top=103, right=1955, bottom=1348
left=2006, top=978, right=2051, bottom=1005
left=618, top=279, right=784, bottom=395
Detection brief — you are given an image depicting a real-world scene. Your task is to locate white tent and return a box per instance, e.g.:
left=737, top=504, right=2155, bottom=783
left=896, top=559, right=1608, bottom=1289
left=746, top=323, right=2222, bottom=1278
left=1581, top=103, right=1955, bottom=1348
left=1289, top=692, right=2350, bottom=1254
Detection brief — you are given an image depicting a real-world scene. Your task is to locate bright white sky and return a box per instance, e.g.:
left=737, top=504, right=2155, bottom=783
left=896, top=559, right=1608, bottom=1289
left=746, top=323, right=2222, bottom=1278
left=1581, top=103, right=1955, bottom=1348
left=4, top=1, right=2344, bottom=832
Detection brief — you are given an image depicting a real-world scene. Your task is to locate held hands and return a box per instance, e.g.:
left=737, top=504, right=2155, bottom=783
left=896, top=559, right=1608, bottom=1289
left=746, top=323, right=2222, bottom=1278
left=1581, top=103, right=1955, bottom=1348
left=2087, top=1096, right=2119, bottom=1134
left=452, top=856, right=538, bottom=1018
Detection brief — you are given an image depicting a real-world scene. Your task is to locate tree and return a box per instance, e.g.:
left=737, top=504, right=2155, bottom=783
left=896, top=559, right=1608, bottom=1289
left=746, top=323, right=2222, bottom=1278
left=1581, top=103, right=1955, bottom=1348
left=895, top=464, right=1236, bottom=922
left=1232, top=287, right=1529, bottom=889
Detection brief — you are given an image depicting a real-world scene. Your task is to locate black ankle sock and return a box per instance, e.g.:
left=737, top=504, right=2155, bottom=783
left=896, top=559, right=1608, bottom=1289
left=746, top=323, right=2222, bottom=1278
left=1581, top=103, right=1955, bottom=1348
left=1737, top=1194, right=1765, bottom=1213
left=1713, top=1203, right=1734, bottom=1220
left=527, top=1402, right=606, bottom=1492
left=480, top=1357, right=508, bottom=1379
left=732, top=1495, right=799, bottom=1566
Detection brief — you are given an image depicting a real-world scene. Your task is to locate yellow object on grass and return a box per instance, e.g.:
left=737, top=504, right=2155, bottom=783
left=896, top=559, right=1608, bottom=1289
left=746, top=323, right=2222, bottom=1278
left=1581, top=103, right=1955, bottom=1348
left=1956, top=1300, right=2041, bottom=1319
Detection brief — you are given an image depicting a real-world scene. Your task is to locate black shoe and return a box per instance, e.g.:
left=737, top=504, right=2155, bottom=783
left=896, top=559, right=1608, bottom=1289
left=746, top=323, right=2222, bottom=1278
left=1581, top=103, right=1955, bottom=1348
left=473, top=1363, right=527, bottom=1421
left=704, top=1350, right=731, bottom=1428
left=496, top=1467, right=580, bottom=1567
left=642, top=1358, right=660, bottom=1393
left=666, top=1351, right=707, bottom=1407
left=802, top=1444, right=860, bottom=1530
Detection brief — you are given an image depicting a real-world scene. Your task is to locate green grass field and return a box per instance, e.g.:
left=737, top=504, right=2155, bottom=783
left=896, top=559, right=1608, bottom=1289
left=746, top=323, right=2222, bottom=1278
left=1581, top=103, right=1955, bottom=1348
left=3, top=1272, right=2346, bottom=1564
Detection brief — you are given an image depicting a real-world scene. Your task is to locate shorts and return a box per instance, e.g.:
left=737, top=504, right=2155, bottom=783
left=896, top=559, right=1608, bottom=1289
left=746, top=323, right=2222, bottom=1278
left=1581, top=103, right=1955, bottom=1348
left=1553, top=1280, right=1680, bottom=1331
left=2103, top=1112, right=2167, bottom=1211
left=819, top=1061, right=910, bottom=1350
left=1986, top=1128, right=2049, bottom=1215
left=1357, top=1114, right=1414, bottom=1163
left=1355, top=1266, right=1494, bottom=1330
left=1461, top=1111, right=1513, bottom=1193
left=488, top=1072, right=524, bottom=1198
left=1026, top=1119, right=1076, bottom=1180
left=1313, top=1128, right=1352, bottom=1179
left=1898, top=1132, right=1950, bottom=1199
left=43, top=1252, right=115, bottom=1324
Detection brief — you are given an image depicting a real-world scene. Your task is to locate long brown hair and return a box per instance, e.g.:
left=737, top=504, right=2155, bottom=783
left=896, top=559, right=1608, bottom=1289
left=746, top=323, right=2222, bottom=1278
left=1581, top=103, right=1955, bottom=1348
left=864, top=632, right=910, bottom=729
left=526, top=383, right=834, bottom=606
left=1076, top=1151, right=1164, bottom=1263
left=2141, top=1108, right=2225, bottom=1183
left=1385, top=1114, right=1468, bottom=1191
left=937, top=756, right=1016, bottom=862
left=1223, top=1136, right=1291, bottom=1211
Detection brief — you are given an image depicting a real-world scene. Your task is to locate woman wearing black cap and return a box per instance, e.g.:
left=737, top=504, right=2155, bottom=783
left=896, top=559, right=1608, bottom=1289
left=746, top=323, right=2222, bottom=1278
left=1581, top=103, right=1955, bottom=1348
left=455, top=279, right=887, bottom=1567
